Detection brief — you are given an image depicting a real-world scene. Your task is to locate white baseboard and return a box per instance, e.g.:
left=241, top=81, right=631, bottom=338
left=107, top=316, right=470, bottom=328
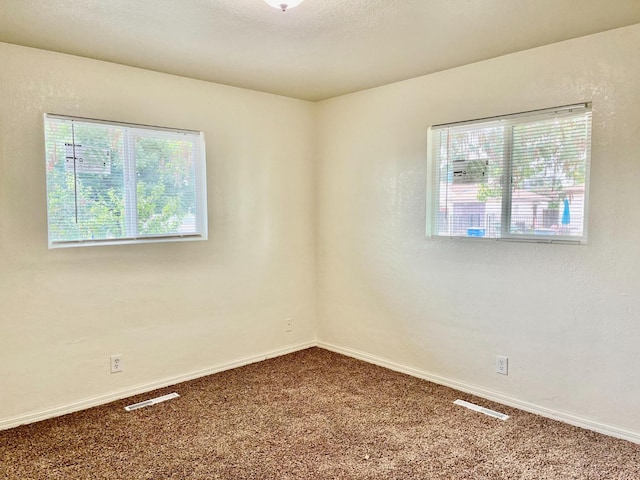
left=4, top=339, right=639, bottom=445
left=317, top=341, right=640, bottom=445
left=0, top=341, right=315, bottom=432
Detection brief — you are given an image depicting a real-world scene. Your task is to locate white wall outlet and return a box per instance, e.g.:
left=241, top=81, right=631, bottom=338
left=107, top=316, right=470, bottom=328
left=496, top=355, right=508, bottom=375
left=285, top=317, right=293, bottom=332
left=110, top=354, right=123, bottom=374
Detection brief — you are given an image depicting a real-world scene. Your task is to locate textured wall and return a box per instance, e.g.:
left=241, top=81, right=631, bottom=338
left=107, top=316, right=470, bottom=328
left=316, top=25, right=640, bottom=434
left=2, top=24, right=640, bottom=437
left=0, top=43, right=316, bottom=421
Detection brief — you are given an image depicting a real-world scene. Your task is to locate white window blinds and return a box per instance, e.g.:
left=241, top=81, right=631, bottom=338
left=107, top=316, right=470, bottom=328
left=428, top=104, right=592, bottom=243
left=44, top=114, right=208, bottom=248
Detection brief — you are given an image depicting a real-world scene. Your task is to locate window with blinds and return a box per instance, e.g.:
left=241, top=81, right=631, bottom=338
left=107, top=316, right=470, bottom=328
left=428, top=104, right=592, bottom=243
left=44, top=114, right=208, bottom=248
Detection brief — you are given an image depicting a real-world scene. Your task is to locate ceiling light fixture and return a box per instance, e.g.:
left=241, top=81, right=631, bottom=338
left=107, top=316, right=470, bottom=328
left=265, top=0, right=304, bottom=12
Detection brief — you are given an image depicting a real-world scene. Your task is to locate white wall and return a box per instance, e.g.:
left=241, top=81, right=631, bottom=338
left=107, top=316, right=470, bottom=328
left=3, top=24, right=640, bottom=440
left=316, top=24, right=640, bottom=436
left=0, top=43, right=316, bottom=424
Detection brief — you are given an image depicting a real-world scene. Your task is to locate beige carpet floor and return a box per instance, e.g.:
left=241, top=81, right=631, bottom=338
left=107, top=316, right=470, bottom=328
left=1, top=347, right=639, bottom=479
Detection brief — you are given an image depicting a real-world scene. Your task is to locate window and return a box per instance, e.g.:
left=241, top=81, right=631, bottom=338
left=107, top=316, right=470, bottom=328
left=427, top=104, right=592, bottom=243
left=44, top=114, right=207, bottom=248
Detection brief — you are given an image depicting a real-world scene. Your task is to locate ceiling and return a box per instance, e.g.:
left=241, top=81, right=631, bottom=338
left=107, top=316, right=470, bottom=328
left=1, top=0, right=640, bottom=102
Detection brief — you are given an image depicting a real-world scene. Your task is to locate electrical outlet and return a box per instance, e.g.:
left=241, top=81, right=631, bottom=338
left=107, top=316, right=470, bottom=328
left=285, top=317, right=293, bottom=333
left=110, top=354, right=123, bottom=374
left=496, top=355, right=508, bottom=375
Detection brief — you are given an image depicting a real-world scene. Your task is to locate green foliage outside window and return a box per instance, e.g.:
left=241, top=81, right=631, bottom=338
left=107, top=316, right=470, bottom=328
left=45, top=118, right=199, bottom=244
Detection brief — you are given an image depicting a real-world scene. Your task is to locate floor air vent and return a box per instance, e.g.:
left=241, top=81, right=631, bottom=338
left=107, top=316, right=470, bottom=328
left=125, top=392, right=180, bottom=411
left=454, top=399, right=509, bottom=421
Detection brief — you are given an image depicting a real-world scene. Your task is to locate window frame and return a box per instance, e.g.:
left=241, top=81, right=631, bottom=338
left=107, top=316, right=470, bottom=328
left=426, top=104, right=592, bottom=245
left=44, top=114, right=208, bottom=249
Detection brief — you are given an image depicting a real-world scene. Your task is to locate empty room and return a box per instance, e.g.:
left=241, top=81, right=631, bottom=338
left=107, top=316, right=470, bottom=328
left=1, top=0, right=639, bottom=478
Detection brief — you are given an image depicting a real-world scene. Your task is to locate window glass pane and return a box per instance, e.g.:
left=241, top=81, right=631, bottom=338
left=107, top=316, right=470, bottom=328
left=430, top=105, right=591, bottom=243
left=45, top=119, right=76, bottom=241
left=134, top=132, right=198, bottom=236
left=45, top=120, right=126, bottom=242
left=436, top=125, right=504, bottom=238
left=510, top=114, right=590, bottom=238
left=45, top=115, right=207, bottom=248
